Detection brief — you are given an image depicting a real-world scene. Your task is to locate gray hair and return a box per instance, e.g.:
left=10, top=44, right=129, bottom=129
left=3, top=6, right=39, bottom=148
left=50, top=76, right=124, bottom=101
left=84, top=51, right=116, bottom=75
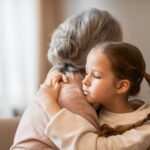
left=48, top=8, right=122, bottom=72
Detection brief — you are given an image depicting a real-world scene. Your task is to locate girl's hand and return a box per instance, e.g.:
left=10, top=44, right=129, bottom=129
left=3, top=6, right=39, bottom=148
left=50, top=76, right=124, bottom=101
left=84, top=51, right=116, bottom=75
left=36, top=81, right=61, bottom=119
left=40, top=81, right=60, bottom=104
left=44, top=69, right=68, bottom=86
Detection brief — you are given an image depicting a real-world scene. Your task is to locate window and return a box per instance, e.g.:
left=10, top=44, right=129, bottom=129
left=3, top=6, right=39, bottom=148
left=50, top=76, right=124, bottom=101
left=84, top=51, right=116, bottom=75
left=0, top=0, right=40, bottom=117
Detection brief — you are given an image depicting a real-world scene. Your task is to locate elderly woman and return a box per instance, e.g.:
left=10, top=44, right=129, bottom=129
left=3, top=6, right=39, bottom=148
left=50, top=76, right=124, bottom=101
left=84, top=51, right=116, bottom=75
left=11, top=8, right=122, bottom=150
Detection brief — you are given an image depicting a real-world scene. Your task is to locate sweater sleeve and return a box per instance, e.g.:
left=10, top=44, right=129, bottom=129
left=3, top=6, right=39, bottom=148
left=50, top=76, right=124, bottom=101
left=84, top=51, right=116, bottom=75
left=45, top=109, right=150, bottom=150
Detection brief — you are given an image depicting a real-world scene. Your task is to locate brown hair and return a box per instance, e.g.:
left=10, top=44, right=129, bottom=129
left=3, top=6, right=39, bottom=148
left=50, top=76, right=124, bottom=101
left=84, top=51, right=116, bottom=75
left=96, top=41, right=150, bottom=96
left=48, top=8, right=122, bottom=72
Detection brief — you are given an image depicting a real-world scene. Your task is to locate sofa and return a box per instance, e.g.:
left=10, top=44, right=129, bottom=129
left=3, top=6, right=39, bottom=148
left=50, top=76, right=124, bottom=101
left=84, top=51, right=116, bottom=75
left=0, top=117, right=20, bottom=150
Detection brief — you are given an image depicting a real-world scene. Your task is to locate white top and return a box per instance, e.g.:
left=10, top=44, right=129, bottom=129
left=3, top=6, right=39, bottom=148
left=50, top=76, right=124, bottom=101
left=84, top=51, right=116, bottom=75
left=45, top=104, right=150, bottom=150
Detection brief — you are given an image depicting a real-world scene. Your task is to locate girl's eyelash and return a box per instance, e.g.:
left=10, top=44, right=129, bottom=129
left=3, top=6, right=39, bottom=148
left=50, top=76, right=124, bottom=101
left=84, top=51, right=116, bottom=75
left=94, top=76, right=101, bottom=79
left=85, top=71, right=101, bottom=78
left=93, top=74, right=101, bottom=78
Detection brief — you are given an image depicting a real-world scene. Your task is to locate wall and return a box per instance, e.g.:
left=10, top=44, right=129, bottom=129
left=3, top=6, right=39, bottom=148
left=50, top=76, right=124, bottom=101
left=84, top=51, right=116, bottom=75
left=45, top=0, right=150, bottom=103
left=38, top=0, right=57, bottom=84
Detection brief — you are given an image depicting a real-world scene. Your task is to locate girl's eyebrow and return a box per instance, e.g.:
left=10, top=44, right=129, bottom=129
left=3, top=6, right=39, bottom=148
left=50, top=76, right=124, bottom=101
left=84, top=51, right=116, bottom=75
left=85, top=68, right=103, bottom=75
left=92, top=69, right=103, bottom=75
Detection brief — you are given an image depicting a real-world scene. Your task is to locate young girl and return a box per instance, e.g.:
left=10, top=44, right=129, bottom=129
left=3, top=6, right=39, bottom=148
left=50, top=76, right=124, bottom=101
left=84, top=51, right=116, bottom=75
left=38, top=42, right=150, bottom=150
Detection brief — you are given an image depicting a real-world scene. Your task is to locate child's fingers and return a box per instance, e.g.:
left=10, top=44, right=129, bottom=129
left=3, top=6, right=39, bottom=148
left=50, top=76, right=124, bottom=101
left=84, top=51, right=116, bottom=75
left=44, top=71, right=62, bottom=86
left=44, top=73, right=68, bottom=87
left=44, top=71, right=52, bottom=86
left=54, top=82, right=61, bottom=90
left=62, top=74, right=69, bottom=83
left=51, top=74, right=62, bottom=87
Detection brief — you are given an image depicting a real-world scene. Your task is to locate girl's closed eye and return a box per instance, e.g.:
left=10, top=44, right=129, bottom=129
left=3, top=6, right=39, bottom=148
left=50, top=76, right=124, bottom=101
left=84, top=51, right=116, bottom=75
left=85, top=69, right=101, bottom=79
left=93, top=72, right=101, bottom=79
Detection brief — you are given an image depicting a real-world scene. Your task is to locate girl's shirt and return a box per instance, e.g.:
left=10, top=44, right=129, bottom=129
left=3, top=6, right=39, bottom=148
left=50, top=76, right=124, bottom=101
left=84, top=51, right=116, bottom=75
left=99, top=104, right=149, bottom=127
left=45, top=103, right=150, bottom=150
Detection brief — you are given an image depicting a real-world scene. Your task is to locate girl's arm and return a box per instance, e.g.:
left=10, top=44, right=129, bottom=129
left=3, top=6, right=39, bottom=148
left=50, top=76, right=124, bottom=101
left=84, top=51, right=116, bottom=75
left=36, top=81, right=61, bottom=119
left=45, top=109, right=150, bottom=150
left=36, top=67, right=68, bottom=118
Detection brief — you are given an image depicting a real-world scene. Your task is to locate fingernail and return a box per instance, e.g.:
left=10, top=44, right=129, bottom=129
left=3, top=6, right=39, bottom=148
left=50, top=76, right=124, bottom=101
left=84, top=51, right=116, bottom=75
left=65, top=78, right=68, bottom=83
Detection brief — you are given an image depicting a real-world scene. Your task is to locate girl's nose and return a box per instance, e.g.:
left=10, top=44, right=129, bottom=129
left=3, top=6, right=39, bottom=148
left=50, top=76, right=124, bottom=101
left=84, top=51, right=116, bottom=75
left=82, top=75, right=91, bottom=86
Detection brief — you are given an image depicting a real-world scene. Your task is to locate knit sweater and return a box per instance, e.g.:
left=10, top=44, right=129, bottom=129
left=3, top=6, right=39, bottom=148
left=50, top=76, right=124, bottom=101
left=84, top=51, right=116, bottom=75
left=10, top=71, right=99, bottom=150
left=46, top=104, right=150, bottom=150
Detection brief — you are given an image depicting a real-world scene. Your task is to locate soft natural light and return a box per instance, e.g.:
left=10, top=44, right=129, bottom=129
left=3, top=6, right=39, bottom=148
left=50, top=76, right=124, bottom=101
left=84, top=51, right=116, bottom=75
left=0, top=0, right=40, bottom=117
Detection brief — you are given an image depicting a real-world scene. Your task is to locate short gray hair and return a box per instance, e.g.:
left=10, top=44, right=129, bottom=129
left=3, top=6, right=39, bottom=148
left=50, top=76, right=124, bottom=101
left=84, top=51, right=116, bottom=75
left=48, top=8, right=122, bottom=72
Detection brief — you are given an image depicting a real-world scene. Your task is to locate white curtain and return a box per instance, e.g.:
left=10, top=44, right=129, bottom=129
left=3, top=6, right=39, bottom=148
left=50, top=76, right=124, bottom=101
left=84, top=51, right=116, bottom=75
left=0, top=0, right=40, bottom=117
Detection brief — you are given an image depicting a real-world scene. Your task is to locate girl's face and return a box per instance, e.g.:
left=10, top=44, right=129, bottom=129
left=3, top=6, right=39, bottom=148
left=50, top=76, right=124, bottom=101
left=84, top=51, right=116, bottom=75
left=82, top=49, right=118, bottom=105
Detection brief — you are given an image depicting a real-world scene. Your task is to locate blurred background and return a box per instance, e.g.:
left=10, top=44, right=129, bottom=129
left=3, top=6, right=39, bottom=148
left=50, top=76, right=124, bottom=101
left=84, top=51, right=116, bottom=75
left=0, top=0, right=150, bottom=117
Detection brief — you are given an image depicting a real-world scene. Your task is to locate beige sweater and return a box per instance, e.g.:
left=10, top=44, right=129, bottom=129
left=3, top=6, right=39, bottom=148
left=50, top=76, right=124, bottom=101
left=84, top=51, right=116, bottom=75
left=11, top=72, right=99, bottom=150
left=11, top=69, right=150, bottom=150
left=46, top=104, right=150, bottom=150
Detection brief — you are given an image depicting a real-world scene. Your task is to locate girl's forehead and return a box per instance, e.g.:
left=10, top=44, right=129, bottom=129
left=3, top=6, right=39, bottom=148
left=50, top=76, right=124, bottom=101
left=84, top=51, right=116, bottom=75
left=87, top=50, right=106, bottom=65
left=88, top=48, right=102, bottom=59
left=86, top=48, right=112, bottom=67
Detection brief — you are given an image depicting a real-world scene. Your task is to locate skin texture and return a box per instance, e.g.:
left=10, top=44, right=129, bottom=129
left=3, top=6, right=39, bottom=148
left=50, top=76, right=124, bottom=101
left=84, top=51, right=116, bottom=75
left=37, top=47, right=134, bottom=119
left=83, top=49, right=134, bottom=113
left=36, top=80, right=61, bottom=119
left=83, top=50, right=117, bottom=104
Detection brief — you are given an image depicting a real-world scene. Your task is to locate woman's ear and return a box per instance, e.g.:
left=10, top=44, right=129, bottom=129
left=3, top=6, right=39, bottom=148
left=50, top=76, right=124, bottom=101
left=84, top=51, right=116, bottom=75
left=116, top=79, right=130, bottom=94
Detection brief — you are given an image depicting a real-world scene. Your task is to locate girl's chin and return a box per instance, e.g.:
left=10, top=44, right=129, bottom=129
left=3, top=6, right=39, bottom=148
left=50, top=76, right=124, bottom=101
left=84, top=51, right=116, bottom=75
left=85, top=97, right=95, bottom=104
